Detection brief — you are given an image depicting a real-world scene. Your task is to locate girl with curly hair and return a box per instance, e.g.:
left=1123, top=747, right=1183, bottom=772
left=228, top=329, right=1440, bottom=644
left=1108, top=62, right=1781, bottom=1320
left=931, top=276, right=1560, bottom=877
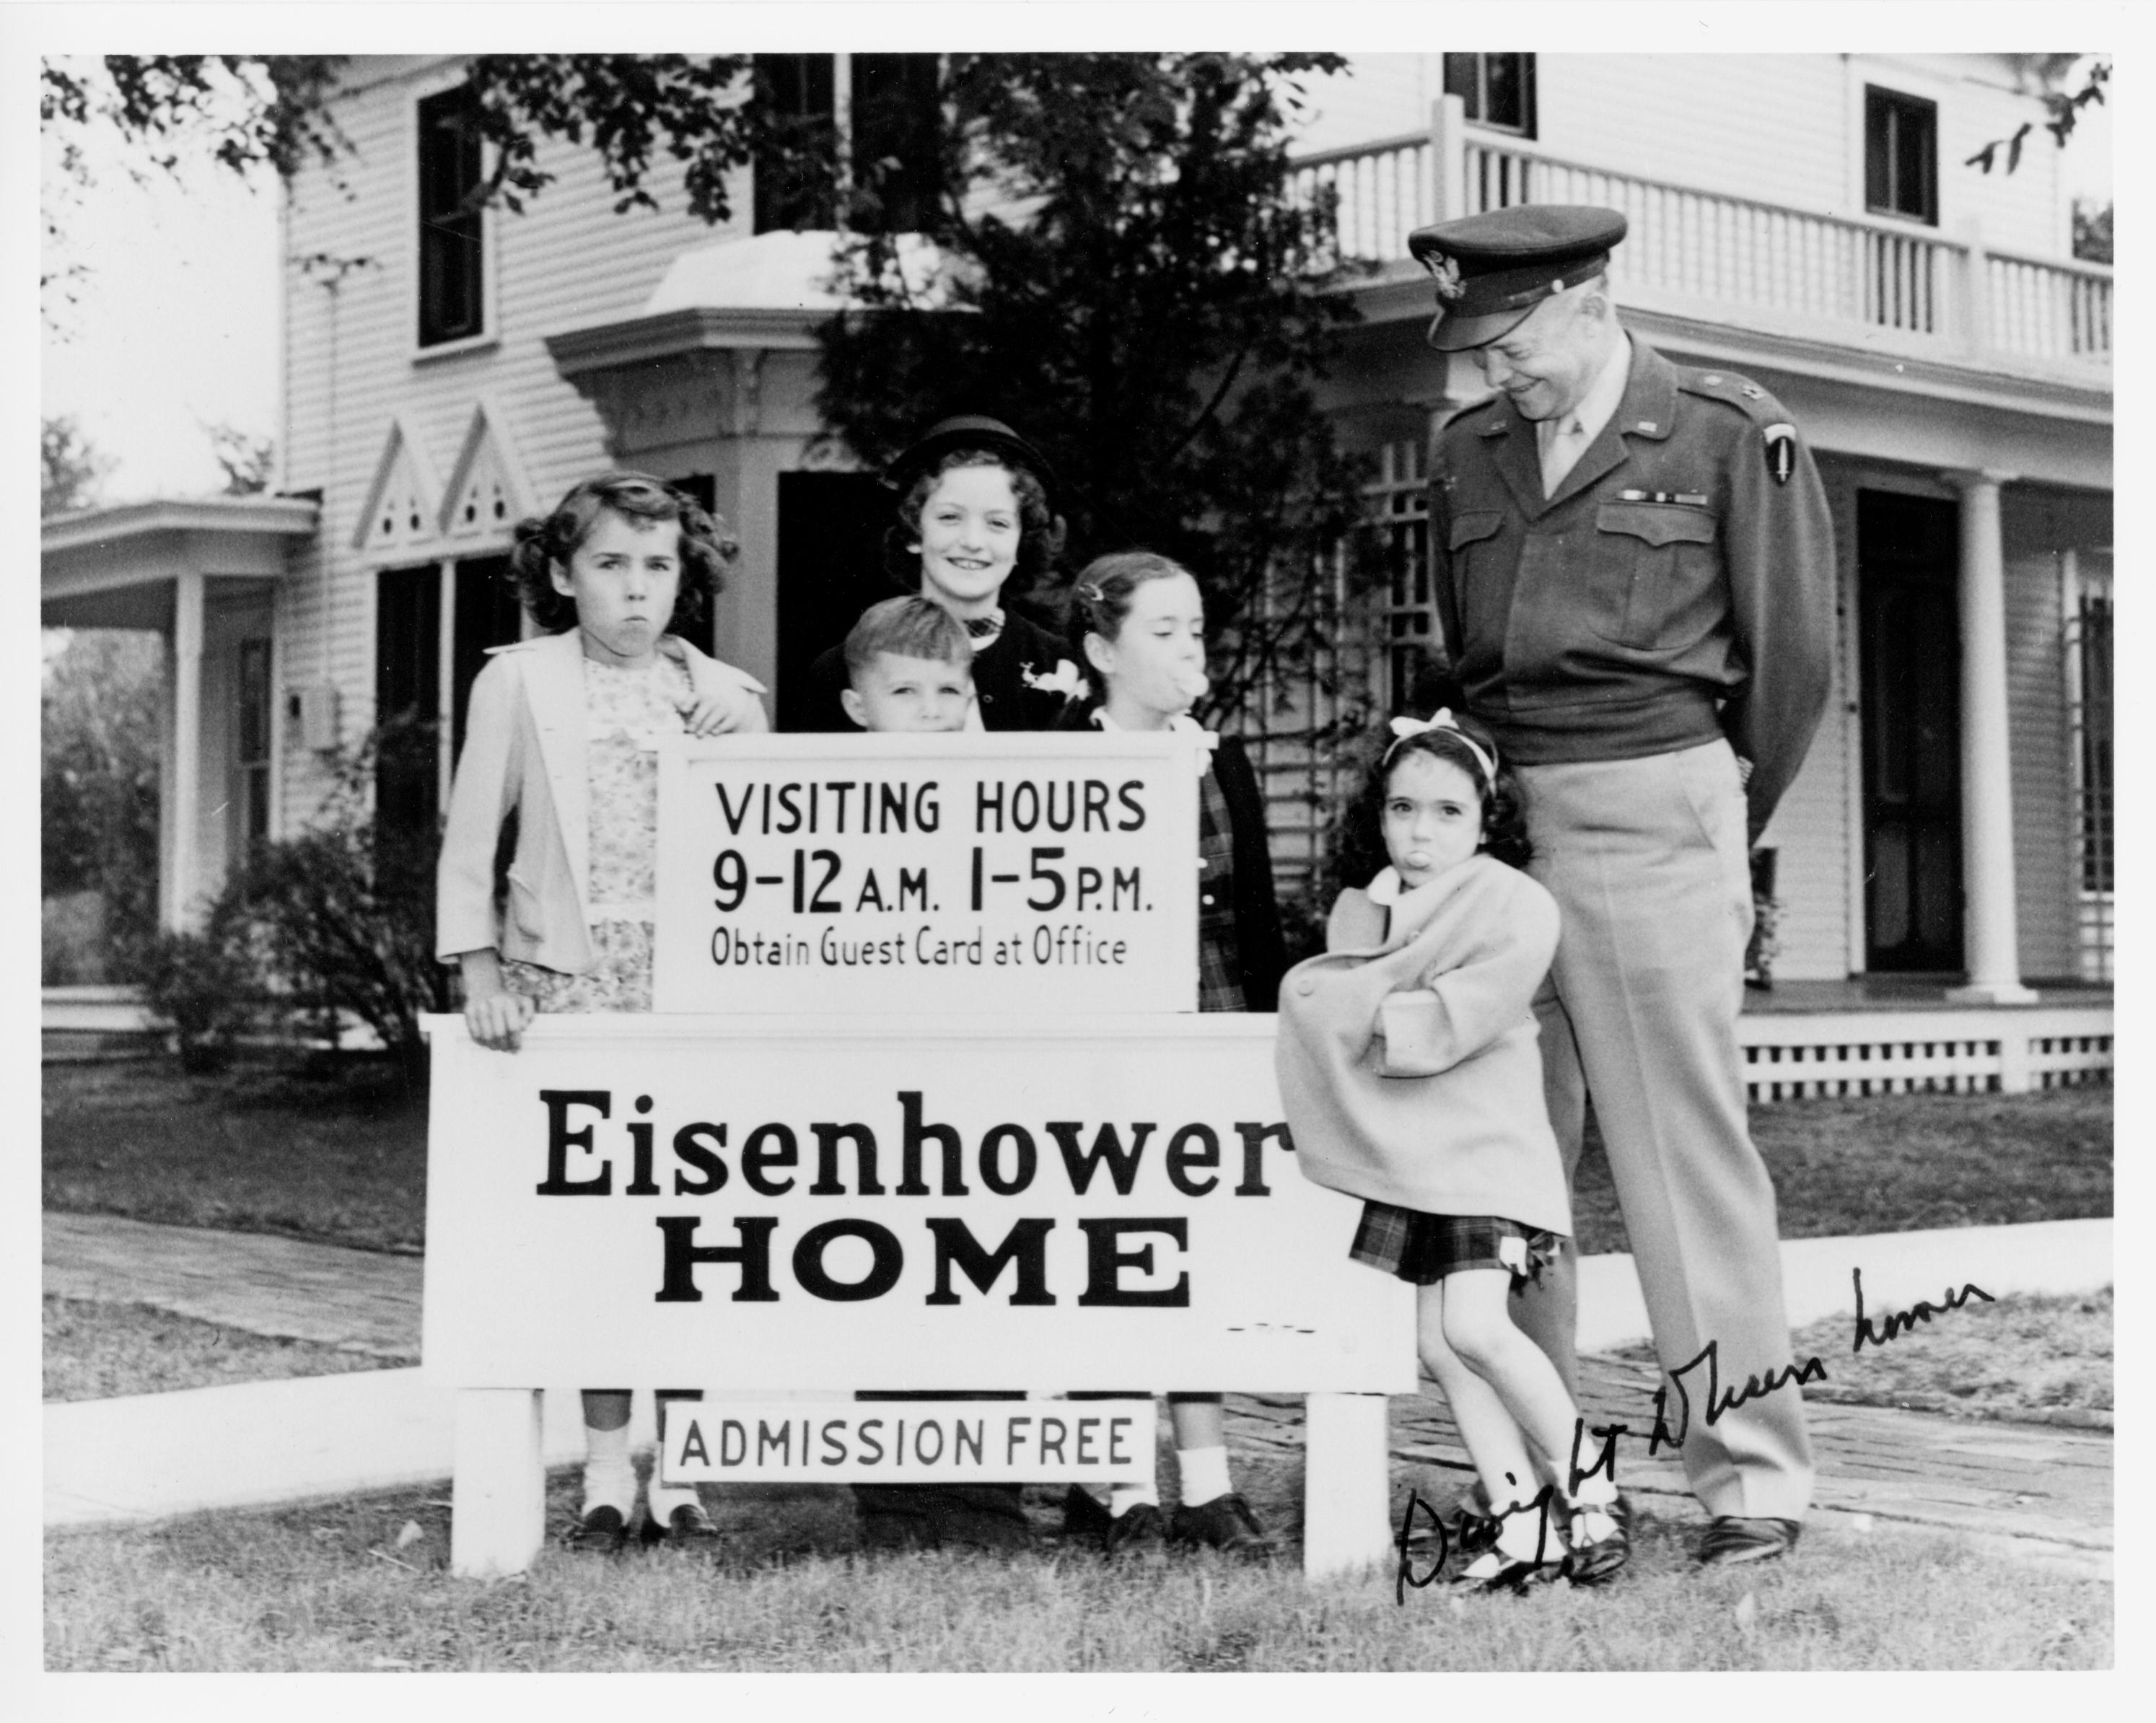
left=436, top=470, right=767, bottom=1555
left=1274, top=713, right=1627, bottom=1590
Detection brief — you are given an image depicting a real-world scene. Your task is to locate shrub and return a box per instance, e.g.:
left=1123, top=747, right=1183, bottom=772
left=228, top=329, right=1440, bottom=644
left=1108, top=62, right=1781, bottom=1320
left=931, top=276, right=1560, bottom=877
left=209, top=718, right=452, bottom=1086
left=135, top=928, right=260, bottom=1072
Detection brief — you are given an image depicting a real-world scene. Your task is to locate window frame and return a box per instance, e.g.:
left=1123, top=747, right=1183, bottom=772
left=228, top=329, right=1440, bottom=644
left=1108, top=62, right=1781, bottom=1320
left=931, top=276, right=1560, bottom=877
left=752, top=51, right=942, bottom=236
left=1442, top=53, right=1538, bottom=140
left=1862, top=84, right=1940, bottom=228
left=411, top=76, right=499, bottom=362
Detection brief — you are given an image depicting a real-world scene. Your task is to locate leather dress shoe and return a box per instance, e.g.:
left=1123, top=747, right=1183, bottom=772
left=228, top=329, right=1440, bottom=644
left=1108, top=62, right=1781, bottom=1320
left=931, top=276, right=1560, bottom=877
left=1170, top=1491, right=1274, bottom=1559
left=1697, top=1515, right=1800, bottom=1566
left=1061, top=1483, right=1115, bottom=1543
left=563, top=1504, right=631, bottom=1554
left=1103, top=1501, right=1169, bottom=1561
left=641, top=1500, right=723, bottom=1551
left=1561, top=1494, right=1631, bottom=1586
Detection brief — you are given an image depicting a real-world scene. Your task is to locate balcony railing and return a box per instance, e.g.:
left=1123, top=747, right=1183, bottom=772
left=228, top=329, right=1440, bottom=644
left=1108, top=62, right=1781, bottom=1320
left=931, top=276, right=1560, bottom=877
left=1288, top=103, right=2112, bottom=374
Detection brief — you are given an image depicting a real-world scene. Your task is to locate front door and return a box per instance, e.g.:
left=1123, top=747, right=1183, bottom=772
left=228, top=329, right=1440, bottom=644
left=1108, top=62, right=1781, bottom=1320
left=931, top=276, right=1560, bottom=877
left=1857, top=491, right=1961, bottom=972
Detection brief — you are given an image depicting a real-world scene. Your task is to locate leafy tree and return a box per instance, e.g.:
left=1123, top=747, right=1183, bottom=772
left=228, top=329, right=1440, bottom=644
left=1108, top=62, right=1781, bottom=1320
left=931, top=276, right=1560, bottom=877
left=813, top=53, right=1370, bottom=726
left=208, top=421, right=276, bottom=495
left=1966, top=55, right=2109, bottom=174
left=41, top=415, right=111, bottom=517
left=42, top=629, right=164, bottom=961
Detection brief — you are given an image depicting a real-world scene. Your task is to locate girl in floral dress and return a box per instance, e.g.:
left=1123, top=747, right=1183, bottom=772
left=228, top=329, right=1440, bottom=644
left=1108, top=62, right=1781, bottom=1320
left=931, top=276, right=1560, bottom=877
left=436, top=471, right=767, bottom=1552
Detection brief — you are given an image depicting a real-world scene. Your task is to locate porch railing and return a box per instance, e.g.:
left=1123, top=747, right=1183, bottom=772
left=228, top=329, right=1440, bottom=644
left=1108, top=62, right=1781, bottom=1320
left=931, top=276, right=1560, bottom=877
left=1288, top=100, right=2112, bottom=372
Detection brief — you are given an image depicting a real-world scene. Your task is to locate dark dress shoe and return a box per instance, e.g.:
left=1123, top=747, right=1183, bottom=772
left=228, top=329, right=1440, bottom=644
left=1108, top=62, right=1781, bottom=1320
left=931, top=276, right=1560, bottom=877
left=1061, top=1483, right=1115, bottom=1543
left=641, top=1501, right=722, bottom=1551
left=1561, top=1496, right=1630, bottom=1586
left=1697, top=1515, right=1801, bottom=1566
left=563, top=1504, right=630, bottom=1554
left=1103, top=1501, right=1168, bottom=1561
left=1170, top=1492, right=1274, bottom=1558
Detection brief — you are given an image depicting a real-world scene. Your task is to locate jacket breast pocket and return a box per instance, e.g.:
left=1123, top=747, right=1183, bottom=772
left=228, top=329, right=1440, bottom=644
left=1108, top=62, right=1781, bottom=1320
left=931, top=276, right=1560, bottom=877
left=1590, top=503, right=1719, bottom=649
left=1447, top=511, right=1508, bottom=644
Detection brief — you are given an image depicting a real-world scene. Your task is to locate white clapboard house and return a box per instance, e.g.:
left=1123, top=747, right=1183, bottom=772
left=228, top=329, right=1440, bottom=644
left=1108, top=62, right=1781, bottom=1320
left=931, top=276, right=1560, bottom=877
left=41, top=51, right=2113, bottom=1091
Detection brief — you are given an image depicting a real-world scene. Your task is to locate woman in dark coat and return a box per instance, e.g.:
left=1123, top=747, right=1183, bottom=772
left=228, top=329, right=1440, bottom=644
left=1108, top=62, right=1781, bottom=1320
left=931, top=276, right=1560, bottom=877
left=795, top=415, right=1075, bottom=734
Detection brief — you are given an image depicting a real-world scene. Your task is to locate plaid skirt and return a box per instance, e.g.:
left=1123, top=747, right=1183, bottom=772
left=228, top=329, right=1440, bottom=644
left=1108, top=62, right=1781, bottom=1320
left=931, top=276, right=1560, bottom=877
left=1349, top=1201, right=1561, bottom=1288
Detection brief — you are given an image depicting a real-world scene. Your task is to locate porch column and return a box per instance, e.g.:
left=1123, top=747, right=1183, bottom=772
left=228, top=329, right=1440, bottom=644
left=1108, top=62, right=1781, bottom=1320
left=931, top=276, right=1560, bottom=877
left=1943, top=471, right=2036, bottom=1004
left=162, top=572, right=206, bottom=931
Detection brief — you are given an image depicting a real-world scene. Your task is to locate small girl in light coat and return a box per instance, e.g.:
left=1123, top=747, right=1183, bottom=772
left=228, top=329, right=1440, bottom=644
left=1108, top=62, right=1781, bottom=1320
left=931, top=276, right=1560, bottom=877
left=437, top=470, right=767, bottom=1553
left=1274, top=712, right=1625, bottom=1588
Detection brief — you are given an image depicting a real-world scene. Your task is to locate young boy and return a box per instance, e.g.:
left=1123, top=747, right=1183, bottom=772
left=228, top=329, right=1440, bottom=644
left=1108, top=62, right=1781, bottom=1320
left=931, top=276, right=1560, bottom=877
left=838, top=596, right=1037, bottom=1551
left=839, top=596, right=979, bottom=735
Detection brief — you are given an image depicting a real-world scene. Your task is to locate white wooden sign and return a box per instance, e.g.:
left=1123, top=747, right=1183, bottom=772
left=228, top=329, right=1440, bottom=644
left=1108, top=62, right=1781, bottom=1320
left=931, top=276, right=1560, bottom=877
left=658, top=1400, right=1157, bottom=1484
left=421, top=1013, right=1415, bottom=1394
left=652, top=732, right=1204, bottom=1014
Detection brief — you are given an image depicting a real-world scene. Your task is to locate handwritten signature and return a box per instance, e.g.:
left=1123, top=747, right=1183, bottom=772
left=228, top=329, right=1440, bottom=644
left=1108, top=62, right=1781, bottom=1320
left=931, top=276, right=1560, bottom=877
left=1394, top=1270, right=1994, bottom=1600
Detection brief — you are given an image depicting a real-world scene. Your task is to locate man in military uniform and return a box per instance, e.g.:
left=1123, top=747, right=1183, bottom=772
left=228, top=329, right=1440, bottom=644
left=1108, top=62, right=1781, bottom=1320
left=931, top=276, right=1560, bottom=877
left=1410, top=204, right=1833, bottom=1568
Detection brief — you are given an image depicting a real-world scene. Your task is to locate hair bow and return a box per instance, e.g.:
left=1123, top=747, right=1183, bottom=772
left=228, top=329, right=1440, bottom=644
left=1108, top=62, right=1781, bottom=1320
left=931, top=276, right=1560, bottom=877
left=1384, top=709, right=1497, bottom=790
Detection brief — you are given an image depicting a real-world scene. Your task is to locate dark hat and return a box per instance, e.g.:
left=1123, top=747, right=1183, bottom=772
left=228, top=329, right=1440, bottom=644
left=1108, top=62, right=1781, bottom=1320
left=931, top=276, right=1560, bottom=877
left=1406, top=205, right=1627, bottom=351
left=885, top=415, right=1059, bottom=502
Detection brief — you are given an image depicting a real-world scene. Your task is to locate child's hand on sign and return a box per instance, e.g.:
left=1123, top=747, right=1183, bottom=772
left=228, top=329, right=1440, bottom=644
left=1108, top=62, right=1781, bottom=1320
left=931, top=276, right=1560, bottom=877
left=675, top=685, right=758, bottom=737
left=465, top=990, right=538, bottom=1053
left=457, top=950, right=538, bottom=1052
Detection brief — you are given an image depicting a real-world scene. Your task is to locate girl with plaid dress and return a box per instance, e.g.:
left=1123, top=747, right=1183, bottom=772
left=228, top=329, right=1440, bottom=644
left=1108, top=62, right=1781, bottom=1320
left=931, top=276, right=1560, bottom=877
left=1060, top=551, right=1287, bottom=1560
left=1273, top=714, right=1626, bottom=1588
left=437, top=472, right=768, bottom=1554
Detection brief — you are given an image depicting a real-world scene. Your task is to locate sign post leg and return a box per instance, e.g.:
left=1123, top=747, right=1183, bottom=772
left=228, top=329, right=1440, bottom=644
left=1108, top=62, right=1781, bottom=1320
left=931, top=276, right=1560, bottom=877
left=1302, top=1391, right=1393, bottom=1580
left=450, top=1388, right=546, bottom=1578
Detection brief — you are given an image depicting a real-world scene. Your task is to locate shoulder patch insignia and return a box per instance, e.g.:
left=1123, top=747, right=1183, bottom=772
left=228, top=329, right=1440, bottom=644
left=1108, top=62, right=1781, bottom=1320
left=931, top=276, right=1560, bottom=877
left=1762, top=422, right=1797, bottom=486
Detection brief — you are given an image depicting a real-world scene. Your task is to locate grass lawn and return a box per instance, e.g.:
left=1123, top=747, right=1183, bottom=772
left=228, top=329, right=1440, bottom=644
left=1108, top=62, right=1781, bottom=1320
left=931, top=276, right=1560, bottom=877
left=43, top=1054, right=426, bottom=1253
left=1605, top=1288, right=2112, bottom=1429
left=43, top=1458, right=2112, bottom=1672
left=42, top=1057, right=2112, bottom=1260
left=43, top=1297, right=408, bottom=1403
left=1569, top=1084, right=2111, bottom=1255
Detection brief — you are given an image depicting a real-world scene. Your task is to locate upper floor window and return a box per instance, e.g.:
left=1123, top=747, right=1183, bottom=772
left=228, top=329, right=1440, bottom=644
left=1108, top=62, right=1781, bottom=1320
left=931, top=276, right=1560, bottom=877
left=1864, top=86, right=1938, bottom=225
left=1444, top=53, right=1537, bottom=138
left=418, top=84, right=486, bottom=347
left=753, top=53, right=941, bottom=234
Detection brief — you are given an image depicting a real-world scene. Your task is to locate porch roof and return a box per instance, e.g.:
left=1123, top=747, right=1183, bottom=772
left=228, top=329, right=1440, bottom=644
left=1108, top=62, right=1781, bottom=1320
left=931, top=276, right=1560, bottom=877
left=41, top=495, right=320, bottom=631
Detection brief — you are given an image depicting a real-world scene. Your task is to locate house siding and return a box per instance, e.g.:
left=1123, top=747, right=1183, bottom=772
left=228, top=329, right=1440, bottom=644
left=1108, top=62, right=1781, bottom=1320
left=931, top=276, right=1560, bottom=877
left=240, top=51, right=2106, bottom=993
left=276, top=55, right=747, bottom=834
left=1300, top=52, right=2075, bottom=260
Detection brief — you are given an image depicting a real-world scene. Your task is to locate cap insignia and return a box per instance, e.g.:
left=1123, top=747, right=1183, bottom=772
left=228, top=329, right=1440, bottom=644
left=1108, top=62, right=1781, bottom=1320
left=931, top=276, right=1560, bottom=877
left=1426, top=252, right=1465, bottom=302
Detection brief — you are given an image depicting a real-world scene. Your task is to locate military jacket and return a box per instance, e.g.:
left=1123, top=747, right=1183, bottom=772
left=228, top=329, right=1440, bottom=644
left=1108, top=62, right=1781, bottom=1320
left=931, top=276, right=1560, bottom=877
left=1429, top=337, right=1834, bottom=838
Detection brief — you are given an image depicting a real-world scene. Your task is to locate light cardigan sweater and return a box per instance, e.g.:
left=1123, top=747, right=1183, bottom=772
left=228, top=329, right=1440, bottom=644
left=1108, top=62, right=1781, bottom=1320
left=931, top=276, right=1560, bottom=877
left=1274, top=854, right=1572, bottom=1236
left=434, top=628, right=767, bottom=975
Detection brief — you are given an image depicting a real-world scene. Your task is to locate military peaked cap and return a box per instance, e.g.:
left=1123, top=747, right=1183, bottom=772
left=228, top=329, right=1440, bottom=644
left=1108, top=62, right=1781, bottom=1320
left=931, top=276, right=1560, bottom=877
left=1406, top=204, right=1628, bottom=351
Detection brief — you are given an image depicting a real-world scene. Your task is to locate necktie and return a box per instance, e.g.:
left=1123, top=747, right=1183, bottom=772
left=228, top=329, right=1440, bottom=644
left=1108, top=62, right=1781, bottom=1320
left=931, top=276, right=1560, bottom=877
left=1540, top=415, right=1590, bottom=497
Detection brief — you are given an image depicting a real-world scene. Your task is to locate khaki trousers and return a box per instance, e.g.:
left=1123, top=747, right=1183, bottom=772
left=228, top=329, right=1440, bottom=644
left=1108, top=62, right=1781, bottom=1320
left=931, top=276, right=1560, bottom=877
left=1509, top=739, right=1814, bottom=1521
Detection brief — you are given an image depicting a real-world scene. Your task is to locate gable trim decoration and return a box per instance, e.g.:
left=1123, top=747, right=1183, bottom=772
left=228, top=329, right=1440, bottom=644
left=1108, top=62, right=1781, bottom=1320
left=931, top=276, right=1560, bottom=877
left=437, top=396, right=538, bottom=544
left=352, top=413, right=445, bottom=556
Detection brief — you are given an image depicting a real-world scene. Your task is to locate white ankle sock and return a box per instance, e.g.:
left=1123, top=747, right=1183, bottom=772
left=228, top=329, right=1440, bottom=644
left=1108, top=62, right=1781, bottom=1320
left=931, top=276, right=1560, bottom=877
left=1176, top=1444, right=1232, bottom=1507
left=581, top=1421, right=635, bottom=1517
left=646, top=1479, right=701, bottom=1519
left=1108, top=1478, right=1160, bottom=1517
